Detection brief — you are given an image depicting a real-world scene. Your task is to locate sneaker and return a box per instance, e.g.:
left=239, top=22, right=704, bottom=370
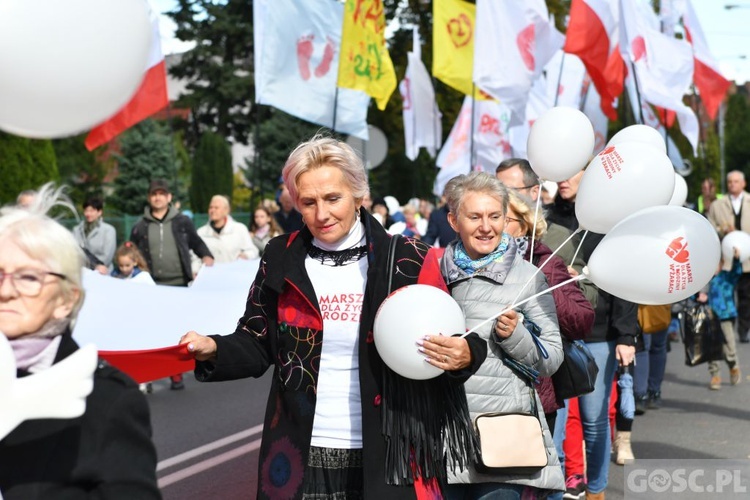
left=563, top=474, right=586, bottom=500
left=170, top=379, right=185, bottom=391
left=138, top=383, right=152, bottom=394
left=730, top=367, right=742, bottom=386
left=710, top=375, right=721, bottom=390
left=647, top=391, right=661, bottom=409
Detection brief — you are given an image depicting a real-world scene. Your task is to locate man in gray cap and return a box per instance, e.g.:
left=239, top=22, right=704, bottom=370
left=130, top=179, right=214, bottom=389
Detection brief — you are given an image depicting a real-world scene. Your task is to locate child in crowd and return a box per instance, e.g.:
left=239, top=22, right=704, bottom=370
left=111, top=242, right=155, bottom=393
left=111, top=241, right=149, bottom=280
left=249, top=205, right=282, bottom=256
left=697, top=246, right=742, bottom=390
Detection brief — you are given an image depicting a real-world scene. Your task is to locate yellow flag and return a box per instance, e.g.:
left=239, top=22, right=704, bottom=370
left=433, top=0, right=476, bottom=97
left=338, top=0, right=396, bottom=110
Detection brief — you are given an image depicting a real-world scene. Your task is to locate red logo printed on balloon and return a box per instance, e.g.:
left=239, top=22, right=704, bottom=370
left=665, top=237, right=689, bottom=264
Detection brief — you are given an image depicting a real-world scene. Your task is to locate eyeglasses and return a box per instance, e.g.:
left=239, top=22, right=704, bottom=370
left=0, top=269, right=67, bottom=297
left=505, top=217, right=523, bottom=225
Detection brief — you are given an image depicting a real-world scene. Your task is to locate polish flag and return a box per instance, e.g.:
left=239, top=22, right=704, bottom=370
left=680, top=0, right=730, bottom=121
left=620, top=0, right=699, bottom=153
left=563, top=0, right=624, bottom=120
left=473, top=0, right=563, bottom=125
left=85, top=5, right=168, bottom=151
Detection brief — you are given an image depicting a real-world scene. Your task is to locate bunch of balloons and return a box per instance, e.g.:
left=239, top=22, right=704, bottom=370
left=374, top=110, right=723, bottom=380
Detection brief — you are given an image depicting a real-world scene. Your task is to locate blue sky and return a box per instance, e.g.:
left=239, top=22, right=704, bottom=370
left=152, top=0, right=750, bottom=84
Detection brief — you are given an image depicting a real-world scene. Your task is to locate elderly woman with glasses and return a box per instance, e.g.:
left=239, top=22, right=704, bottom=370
left=0, top=185, right=160, bottom=499
left=438, top=172, right=565, bottom=499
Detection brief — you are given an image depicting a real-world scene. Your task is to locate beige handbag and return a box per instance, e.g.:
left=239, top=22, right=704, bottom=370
left=474, top=387, right=549, bottom=474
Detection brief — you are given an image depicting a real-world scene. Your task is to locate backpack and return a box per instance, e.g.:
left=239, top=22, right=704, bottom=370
left=637, top=304, right=672, bottom=333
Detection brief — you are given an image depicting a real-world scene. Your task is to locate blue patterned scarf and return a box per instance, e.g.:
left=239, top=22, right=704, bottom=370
left=452, top=233, right=511, bottom=275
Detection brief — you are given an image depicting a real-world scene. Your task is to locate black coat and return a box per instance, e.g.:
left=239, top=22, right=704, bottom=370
left=130, top=208, right=213, bottom=285
left=0, top=333, right=160, bottom=500
left=422, top=206, right=456, bottom=247
left=195, top=210, right=484, bottom=499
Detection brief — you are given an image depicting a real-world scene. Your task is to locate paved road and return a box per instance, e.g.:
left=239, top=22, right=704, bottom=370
left=147, top=339, right=750, bottom=499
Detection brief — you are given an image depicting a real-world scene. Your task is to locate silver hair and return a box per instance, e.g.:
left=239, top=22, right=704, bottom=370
left=282, top=134, right=369, bottom=208
left=0, top=183, right=85, bottom=318
left=443, top=171, right=509, bottom=216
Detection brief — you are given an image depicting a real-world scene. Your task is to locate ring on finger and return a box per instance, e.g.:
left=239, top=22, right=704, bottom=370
left=443, top=355, right=449, bottom=362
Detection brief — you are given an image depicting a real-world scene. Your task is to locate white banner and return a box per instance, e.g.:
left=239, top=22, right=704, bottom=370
left=72, top=260, right=259, bottom=351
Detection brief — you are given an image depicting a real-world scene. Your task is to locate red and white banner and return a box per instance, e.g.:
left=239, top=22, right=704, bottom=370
left=564, top=0, right=624, bottom=120
left=73, top=260, right=259, bottom=383
left=434, top=96, right=511, bottom=196
left=473, top=0, right=563, bottom=126
left=85, top=2, right=168, bottom=150
left=680, top=0, right=731, bottom=121
left=620, top=0, right=698, bottom=153
left=400, top=29, right=442, bottom=161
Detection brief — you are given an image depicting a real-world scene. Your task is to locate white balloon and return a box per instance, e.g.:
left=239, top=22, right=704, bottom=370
left=527, top=106, right=595, bottom=182
left=668, top=173, right=688, bottom=206
left=721, top=231, right=750, bottom=263
left=374, top=284, right=465, bottom=380
left=0, top=0, right=152, bottom=138
left=584, top=206, right=721, bottom=305
left=607, top=124, right=666, bottom=154
left=576, top=142, right=675, bottom=233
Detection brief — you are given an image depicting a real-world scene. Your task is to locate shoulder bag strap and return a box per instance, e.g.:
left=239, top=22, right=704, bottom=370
left=386, top=234, right=400, bottom=294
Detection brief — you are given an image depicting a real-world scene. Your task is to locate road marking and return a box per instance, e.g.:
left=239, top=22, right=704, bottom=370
left=158, top=439, right=262, bottom=488
left=157, top=424, right=264, bottom=471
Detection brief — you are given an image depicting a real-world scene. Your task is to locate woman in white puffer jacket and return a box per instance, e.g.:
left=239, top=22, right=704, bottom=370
left=440, top=172, right=564, bottom=499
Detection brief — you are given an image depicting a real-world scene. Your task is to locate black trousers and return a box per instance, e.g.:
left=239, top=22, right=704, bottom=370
left=736, top=273, right=750, bottom=340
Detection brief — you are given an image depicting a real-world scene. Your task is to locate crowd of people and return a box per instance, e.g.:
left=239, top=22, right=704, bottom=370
left=1, top=135, right=744, bottom=500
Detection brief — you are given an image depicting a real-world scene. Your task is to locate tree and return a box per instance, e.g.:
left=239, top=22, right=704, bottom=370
left=724, top=92, right=750, bottom=176
left=109, top=120, right=177, bottom=215
left=167, top=0, right=254, bottom=146
left=190, top=131, right=233, bottom=211
left=53, top=134, right=110, bottom=206
left=0, top=133, right=32, bottom=204
left=28, top=139, right=60, bottom=188
left=244, top=109, right=322, bottom=202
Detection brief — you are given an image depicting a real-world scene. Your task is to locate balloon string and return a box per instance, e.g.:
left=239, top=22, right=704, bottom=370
left=570, top=229, right=588, bottom=267
left=462, top=274, right=586, bottom=337
left=528, top=180, right=543, bottom=265
left=507, top=225, right=583, bottom=309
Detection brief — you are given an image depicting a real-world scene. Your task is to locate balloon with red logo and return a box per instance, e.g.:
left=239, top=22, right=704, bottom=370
left=607, top=124, right=666, bottom=154
left=576, top=142, right=675, bottom=234
left=527, top=106, right=595, bottom=182
left=583, top=206, right=720, bottom=304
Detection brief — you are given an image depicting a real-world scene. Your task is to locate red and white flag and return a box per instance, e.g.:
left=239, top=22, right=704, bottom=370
left=624, top=74, right=688, bottom=175
left=434, top=96, right=511, bottom=195
left=473, top=0, right=563, bottom=125
left=679, top=0, right=731, bottom=121
left=85, top=3, right=168, bottom=150
left=564, top=0, right=624, bottom=120
left=400, top=29, right=442, bottom=161
left=620, top=0, right=698, bottom=153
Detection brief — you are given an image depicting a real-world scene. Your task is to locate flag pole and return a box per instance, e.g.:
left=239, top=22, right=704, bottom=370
left=332, top=87, right=339, bottom=133
left=553, top=53, right=566, bottom=107
left=629, top=62, right=646, bottom=125
left=470, top=84, right=476, bottom=173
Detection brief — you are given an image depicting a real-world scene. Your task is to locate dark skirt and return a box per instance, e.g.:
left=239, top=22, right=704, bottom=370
left=302, top=447, right=364, bottom=499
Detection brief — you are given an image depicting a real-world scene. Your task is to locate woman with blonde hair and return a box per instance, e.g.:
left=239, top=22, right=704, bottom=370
left=0, top=184, right=160, bottom=498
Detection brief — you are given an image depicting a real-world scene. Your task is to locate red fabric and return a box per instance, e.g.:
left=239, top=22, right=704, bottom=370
left=564, top=397, right=584, bottom=477
left=418, top=247, right=447, bottom=293
left=564, top=0, right=624, bottom=120
left=99, top=344, right=194, bottom=384
left=85, top=60, right=169, bottom=150
left=693, top=58, right=731, bottom=122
